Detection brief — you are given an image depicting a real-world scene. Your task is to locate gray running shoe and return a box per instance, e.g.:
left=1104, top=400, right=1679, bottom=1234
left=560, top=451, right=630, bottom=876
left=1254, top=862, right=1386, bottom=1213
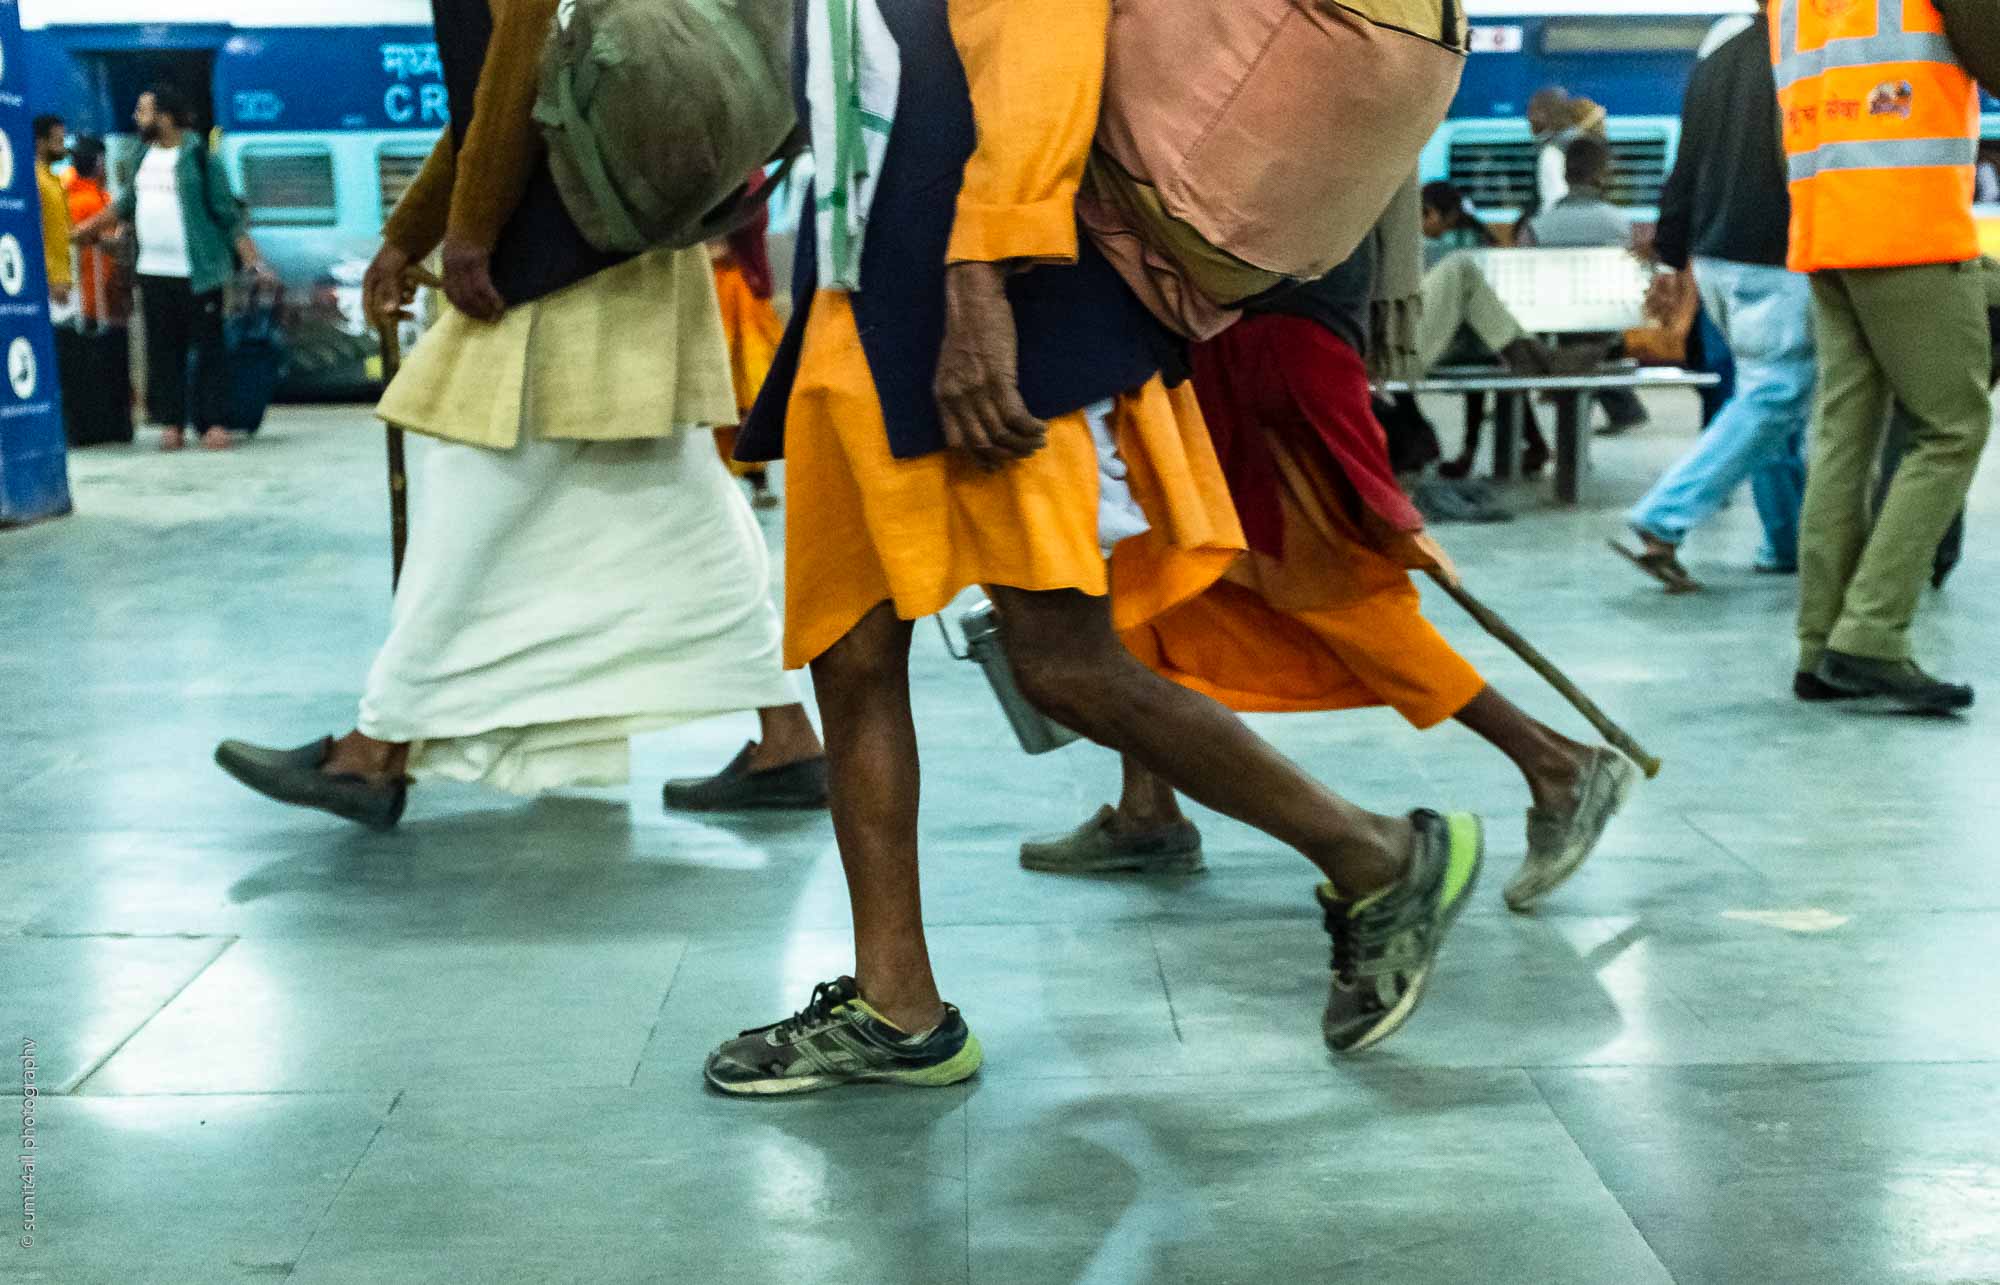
left=705, top=977, right=984, bottom=1097
left=1507, top=747, right=1639, bottom=913
left=1019, top=806, right=1205, bottom=874
left=1321, top=810, right=1484, bottom=1056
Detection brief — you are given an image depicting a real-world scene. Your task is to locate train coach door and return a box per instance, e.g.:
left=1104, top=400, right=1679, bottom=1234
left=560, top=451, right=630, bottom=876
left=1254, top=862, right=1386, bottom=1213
left=57, top=43, right=218, bottom=184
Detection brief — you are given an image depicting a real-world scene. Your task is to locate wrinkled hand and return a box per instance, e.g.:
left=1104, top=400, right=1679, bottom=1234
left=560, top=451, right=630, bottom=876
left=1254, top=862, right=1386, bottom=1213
left=934, top=261, right=1047, bottom=471
left=441, top=236, right=505, bottom=322
left=363, top=243, right=416, bottom=328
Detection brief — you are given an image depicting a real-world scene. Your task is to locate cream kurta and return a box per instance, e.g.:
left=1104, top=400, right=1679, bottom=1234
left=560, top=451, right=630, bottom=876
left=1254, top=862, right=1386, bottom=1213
left=378, top=245, right=737, bottom=447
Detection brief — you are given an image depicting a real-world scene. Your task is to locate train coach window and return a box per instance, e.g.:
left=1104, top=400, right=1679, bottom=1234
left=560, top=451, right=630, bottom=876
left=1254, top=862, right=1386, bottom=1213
left=1541, top=18, right=1714, bottom=55
left=241, top=147, right=338, bottom=228
left=378, top=147, right=433, bottom=223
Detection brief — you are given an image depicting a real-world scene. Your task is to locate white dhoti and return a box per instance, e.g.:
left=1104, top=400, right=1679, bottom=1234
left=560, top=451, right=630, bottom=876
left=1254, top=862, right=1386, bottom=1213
left=358, top=427, right=795, bottom=793
left=355, top=244, right=793, bottom=794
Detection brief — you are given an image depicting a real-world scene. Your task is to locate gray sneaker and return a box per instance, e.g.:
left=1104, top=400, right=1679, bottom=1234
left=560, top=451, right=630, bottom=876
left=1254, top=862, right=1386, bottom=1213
left=1321, top=810, right=1484, bottom=1055
left=1507, top=747, right=1639, bottom=913
left=1019, top=806, right=1205, bottom=874
left=705, top=977, right=984, bottom=1097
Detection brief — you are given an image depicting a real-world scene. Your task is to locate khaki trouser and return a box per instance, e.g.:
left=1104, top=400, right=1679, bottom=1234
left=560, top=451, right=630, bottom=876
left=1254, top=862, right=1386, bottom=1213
left=1798, top=260, right=1995, bottom=667
left=1418, top=253, right=1526, bottom=372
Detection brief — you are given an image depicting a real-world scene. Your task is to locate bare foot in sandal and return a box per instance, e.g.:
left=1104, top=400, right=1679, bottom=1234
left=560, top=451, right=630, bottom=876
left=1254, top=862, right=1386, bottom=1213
left=1608, top=532, right=1701, bottom=594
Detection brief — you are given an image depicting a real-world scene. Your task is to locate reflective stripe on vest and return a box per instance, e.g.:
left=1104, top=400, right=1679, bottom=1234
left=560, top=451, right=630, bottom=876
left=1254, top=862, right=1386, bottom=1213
left=1771, top=0, right=1979, bottom=272
left=1787, top=135, right=1979, bottom=183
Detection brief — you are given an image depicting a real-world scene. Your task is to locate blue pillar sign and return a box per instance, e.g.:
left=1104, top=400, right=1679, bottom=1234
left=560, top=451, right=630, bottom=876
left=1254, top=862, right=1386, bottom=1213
left=0, top=0, right=69, bottom=528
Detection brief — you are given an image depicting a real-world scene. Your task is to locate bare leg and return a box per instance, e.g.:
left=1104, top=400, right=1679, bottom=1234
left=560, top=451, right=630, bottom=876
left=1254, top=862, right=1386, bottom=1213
left=1452, top=684, right=1589, bottom=813
left=323, top=730, right=408, bottom=784
left=991, top=587, right=1411, bottom=896
left=744, top=704, right=825, bottom=771
left=809, top=603, right=945, bottom=1034
left=1115, top=754, right=1186, bottom=830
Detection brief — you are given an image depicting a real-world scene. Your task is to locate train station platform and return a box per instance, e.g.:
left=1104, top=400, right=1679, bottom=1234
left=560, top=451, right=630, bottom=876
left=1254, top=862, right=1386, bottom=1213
left=4, top=396, right=1998, bottom=1284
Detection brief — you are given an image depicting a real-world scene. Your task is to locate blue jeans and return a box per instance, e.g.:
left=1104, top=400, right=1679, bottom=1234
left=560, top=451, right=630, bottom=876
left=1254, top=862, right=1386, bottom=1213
left=1628, top=258, right=1814, bottom=568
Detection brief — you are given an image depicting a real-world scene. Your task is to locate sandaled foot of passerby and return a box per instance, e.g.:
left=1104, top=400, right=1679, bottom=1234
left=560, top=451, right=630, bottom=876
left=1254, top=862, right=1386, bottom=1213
left=1019, top=805, right=1205, bottom=875
left=1506, top=748, right=1638, bottom=913
left=1814, top=651, right=1974, bottom=715
left=201, top=426, right=233, bottom=450
left=662, top=741, right=829, bottom=812
left=214, top=735, right=408, bottom=830
left=1320, top=810, right=1484, bottom=1056
left=1608, top=533, right=1701, bottom=593
left=159, top=427, right=185, bottom=452
left=704, top=976, right=984, bottom=1097
left=1794, top=670, right=1866, bottom=703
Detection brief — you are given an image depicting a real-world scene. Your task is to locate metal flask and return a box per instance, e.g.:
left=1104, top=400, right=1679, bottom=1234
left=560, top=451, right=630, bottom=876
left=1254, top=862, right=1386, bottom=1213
left=946, top=600, right=1082, bottom=756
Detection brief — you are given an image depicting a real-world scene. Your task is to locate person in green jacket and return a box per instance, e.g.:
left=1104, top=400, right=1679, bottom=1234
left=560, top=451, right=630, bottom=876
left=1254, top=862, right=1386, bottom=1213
left=77, top=84, right=273, bottom=451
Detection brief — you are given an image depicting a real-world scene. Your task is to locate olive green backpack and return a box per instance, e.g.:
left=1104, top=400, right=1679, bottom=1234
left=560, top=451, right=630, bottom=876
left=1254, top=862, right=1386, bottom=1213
left=533, top=0, right=799, bottom=254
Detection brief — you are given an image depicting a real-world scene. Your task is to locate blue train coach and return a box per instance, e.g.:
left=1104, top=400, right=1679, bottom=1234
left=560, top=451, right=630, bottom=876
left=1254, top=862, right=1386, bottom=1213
left=21, top=0, right=442, bottom=396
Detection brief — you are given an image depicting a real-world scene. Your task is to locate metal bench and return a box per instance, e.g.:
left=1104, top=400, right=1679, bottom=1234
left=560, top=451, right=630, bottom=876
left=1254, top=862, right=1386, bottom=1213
left=1390, top=248, right=1716, bottom=504
left=1383, top=366, right=1719, bottom=505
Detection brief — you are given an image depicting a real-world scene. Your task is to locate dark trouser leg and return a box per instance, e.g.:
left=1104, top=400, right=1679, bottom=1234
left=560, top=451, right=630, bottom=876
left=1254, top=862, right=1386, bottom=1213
left=1826, top=263, right=1993, bottom=662
left=137, top=275, right=192, bottom=429
left=809, top=602, right=942, bottom=1031
left=990, top=587, right=1411, bottom=897
left=188, top=289, right=229, bottom=432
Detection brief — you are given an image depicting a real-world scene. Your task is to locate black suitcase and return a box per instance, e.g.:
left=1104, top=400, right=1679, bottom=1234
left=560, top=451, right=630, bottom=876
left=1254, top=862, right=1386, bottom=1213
left=56, top=324, right=135, bottom=448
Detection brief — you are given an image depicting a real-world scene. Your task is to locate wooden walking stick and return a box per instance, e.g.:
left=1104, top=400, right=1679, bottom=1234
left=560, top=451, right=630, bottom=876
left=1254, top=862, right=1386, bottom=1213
left=377, top=318, right=409, bottom=591
left=1424, top=569, right=1665, bottom=779
left=374, top=266, right=439, bottom=592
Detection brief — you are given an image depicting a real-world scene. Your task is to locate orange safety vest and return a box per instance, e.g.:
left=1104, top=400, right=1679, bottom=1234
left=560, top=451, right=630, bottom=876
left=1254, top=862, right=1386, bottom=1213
left=1770, top=0, right=1981, bottom=272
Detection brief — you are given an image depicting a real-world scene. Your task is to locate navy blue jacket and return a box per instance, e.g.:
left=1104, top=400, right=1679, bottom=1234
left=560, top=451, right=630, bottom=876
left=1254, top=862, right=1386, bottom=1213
left=734, top=0, right=1181, bottom=463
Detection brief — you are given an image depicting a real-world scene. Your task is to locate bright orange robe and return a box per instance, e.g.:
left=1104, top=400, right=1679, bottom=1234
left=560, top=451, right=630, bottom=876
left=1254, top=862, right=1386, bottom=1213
left=781, top=0, right=1484, bottom=729
left=711, top=256, right=784, bottom=479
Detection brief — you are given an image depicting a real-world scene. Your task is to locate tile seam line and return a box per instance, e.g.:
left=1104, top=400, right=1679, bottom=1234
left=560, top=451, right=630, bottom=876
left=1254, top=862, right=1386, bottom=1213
left=1526, top=1068, right=1683, bottom=1285
left=1146, top=922, right=1186, bottom=1045
left=66, top=934, right=241, bottom=1095
left=1678, top=812, right=1780, bottom=886
left=291, top=1088, right=408, bottom=1277
left=627, top=937, right=694, bottom=1089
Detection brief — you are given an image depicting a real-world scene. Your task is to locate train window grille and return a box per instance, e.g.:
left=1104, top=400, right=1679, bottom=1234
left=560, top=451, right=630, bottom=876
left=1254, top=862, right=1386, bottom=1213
left=241, top=148, right=337, bottom=227
left=378, top=149, right=432, bottom=224
left=1446, top=134, right=1673, bottom=211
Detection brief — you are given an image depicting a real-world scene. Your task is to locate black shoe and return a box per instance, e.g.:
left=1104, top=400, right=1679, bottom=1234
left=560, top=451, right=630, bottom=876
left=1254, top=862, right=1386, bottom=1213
left=1815, top=651, right=1974, bottom=714
left=214, top=737, right=407, bottom=830
left=1794, top=671, right=1864, bottom=703
left=661, top=743, right=830, bottom=812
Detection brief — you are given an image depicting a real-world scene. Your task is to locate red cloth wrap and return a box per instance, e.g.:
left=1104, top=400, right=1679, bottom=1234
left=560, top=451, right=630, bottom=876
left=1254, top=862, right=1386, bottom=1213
left=1190, top=314, right=1424, bottom=559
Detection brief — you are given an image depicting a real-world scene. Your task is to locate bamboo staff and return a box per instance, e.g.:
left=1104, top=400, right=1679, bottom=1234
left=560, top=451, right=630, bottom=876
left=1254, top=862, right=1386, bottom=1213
left=1425, top=569, right=1664, bottom=779
left=374, top=266, right=441, bottom=592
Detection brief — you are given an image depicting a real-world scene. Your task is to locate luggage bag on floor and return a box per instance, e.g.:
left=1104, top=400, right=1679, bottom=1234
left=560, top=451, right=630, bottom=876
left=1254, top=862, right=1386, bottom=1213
left=55, top=324, right=135, bottom=447
left=213, top=280, right=292, bottom=434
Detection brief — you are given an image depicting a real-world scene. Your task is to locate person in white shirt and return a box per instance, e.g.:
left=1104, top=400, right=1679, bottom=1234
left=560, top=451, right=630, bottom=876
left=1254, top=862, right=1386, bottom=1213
left=78, top=85, right=272, bottom=451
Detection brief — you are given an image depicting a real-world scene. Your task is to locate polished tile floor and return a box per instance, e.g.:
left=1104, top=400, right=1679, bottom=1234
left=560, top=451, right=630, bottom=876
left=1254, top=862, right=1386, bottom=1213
left=4, top=398, right=1999, bottom=1284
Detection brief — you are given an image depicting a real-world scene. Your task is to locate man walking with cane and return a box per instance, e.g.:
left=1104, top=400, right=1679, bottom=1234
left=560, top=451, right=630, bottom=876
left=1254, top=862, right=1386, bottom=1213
left=215, top=0, right=827, bottom=824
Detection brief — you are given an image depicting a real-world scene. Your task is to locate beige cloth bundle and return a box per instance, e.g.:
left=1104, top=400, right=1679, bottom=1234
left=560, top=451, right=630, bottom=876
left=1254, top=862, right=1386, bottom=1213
left=1080, top=0, right=1466, bottom=339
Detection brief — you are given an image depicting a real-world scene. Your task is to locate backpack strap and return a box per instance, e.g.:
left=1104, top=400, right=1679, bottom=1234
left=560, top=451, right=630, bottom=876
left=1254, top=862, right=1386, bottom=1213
left=549, top=58, right=649, bottom=252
